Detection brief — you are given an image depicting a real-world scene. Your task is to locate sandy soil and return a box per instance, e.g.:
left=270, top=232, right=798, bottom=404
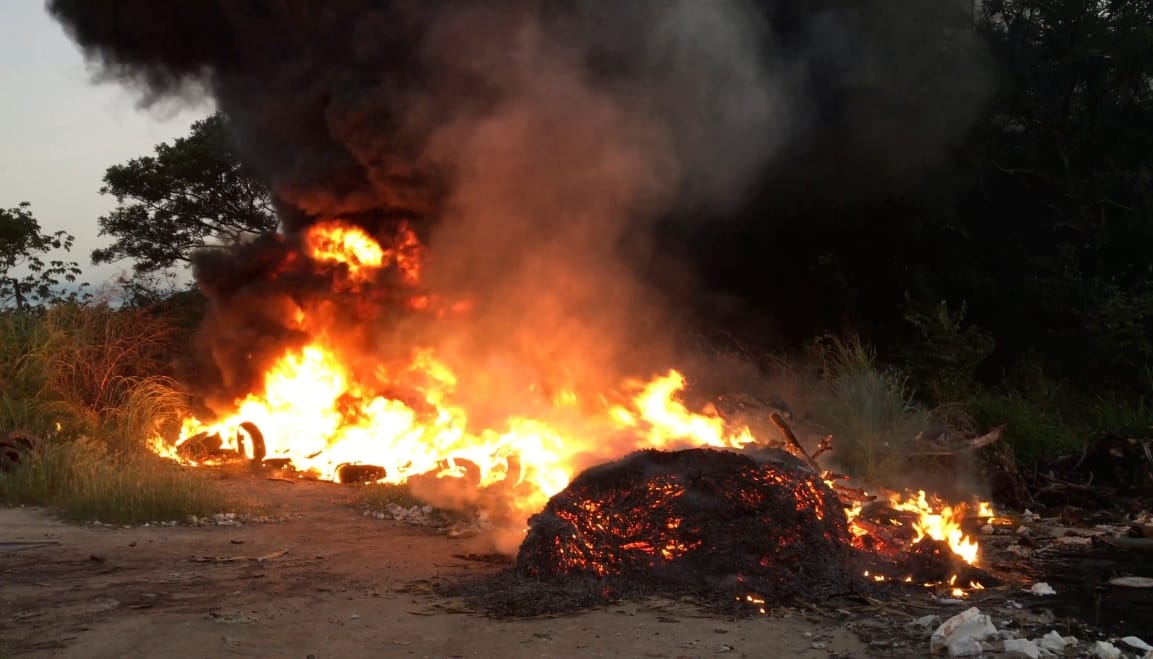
left=0, top=474, right=889, bottom=659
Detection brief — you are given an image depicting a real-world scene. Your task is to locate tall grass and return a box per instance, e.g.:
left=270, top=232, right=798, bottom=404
left=0, top=439, right=227, bottom=523
left=806, top=335, right=935, bottom=485
left=0, top=301, right=236, bottom=522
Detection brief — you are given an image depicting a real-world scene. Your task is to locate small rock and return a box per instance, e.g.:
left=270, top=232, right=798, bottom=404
left=1093, top=640, right=1121, bottom=659
left=981, top=524, right=994, bottom=535
left=1028, top=582, right=1056, bottom=596
left=1003, top=638, right=1041, bottom=659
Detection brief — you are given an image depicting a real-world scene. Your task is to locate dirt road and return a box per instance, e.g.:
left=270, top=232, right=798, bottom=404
left=1, top=475, right=879, bottom=658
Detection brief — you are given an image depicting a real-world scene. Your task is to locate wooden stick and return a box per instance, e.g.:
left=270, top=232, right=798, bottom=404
left=769, top=412, right=821, bottom=472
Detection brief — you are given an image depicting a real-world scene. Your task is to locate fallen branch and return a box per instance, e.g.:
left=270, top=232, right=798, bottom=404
left=911, top=424, right=1006, bottom=457
left=769, top=412, right=821, bottom=472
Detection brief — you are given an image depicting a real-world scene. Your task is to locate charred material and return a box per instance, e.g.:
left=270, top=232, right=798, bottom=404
left=336, top=464, right=387, bottom=484
left=237, top=421, right=267, bottom=464
left=479, top=448, right=862, bottom=614
left=0, top=430, right=37, bottom=473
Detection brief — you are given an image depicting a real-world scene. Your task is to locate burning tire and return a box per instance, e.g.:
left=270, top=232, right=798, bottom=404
left=486, top=448, right=863, bottom=614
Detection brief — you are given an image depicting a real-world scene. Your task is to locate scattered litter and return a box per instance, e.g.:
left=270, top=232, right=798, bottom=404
left=188, top=549, right=288, bottom=564
left=914, top=615, right=940, bottom=628
left=947, top=636, right=983, bottom=657
left=930, top=607, right=997, bottom=655
left=207, top=611, right=259, bottom=625
left=1038, top=631, right=1075, bottom=653
left=1120, top=637, right=1153, bottom=652
left=1003, top=638, right=1041, bottom=659
left=1093, top=640, right=1121, bottom=659
left=1028, top=582, right=1056, bottom=596
left=1108, top=576, right=1153, bottom=588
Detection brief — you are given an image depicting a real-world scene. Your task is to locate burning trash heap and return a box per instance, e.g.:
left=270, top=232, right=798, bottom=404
left=50, top=0, right=994, bottom=616
left=512, top=448, right=860, bottom=611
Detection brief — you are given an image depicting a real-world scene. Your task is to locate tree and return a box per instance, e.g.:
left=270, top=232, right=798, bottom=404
left=93, top=113, right=278, bottom=276
left=0, top=203, right=86, bottom=311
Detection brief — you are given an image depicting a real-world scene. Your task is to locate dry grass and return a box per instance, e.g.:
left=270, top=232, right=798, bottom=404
left=0, top=303, right=236, bottom=522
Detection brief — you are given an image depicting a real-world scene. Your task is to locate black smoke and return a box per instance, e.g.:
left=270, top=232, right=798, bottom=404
left=49, top=0, right=993, bottom=400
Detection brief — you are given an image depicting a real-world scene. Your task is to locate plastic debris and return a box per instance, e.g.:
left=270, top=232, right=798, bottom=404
left=1120, top=637, right=1153, bottom=652
left=915, top=615, right=940, bottom=628
left=1028, top=582, right=1056, bottom=596
left=947, top=636, right=983, bottom=657
left=1038, top=631, right=1075, bottom=653
left=930, top=607, right=998, bottom=655
left=1093, top=640, right=1121, bottom=659
left=1003, top=638, right=1041, bottom=659
left=1109, top=576, right=1153, bottom=588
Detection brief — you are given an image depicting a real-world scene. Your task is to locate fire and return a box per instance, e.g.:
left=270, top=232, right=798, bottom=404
left=155, top=218, right=994, bottom=592
left=305, top=220, right=385, bottom=280
left=887, top=490, right=981, bottom=565
left=304, top=220, right=421, bottom=284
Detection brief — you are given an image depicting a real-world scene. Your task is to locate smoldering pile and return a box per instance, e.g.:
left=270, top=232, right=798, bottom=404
left=455, top=448, right=864, bottom=615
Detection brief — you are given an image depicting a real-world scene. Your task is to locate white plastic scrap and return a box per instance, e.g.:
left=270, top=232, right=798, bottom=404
left=947, top=636, right=983, bottom=657
left=1003, top=638, right=1042, bottom=659
left=1029, top=582, right=1056, bottom=596
left=915, top=614, right=940, bottom=628
left=1093, top=640, right=1122, bottom=659
left=930, top=607, right=998, bottom=655
left=1120, top=636, right=1153, bottom=652
left=1038, top=631, right=1076, bottom=653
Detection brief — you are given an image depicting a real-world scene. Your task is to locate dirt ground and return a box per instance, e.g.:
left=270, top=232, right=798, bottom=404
left=1, top=474, right=891, bottom=659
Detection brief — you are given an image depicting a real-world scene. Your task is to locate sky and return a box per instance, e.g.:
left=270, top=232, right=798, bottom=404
left=0, top=1, right=213, bottom=289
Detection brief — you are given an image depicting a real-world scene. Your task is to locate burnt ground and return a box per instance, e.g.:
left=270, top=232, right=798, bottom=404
left=1, top=469, right=1150, bottom=659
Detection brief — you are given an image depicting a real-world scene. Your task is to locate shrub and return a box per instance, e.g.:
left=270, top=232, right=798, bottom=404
left=0, top=439, right=229, bottom=524
left=806, top=334, right=934, bottom=485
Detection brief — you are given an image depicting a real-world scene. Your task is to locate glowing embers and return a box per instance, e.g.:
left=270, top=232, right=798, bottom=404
left=515, top=448, right=862, bottom=607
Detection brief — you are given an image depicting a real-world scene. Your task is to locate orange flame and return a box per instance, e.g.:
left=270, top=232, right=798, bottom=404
left=305, top=220, right=385, bottom=280
left=887, top=490, right=981, bottom=565
left=156, top=218, right=992, bottom=588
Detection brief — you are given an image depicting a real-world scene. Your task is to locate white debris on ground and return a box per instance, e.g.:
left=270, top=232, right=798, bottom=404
left=365, top=503, right=438, bottom=525
left=361, top=502, right=494, bottom=538
left=1120, top=637, right=1153, bottom=653
left=931, top=607, right=997, bottom=656
left=1002, top=637, right=1041, bottom=659
left=1095, top=640, right=1123, bottom=659
left=922, top=608, right=1153, bottom=659
left=1028, top=582, right=1056, bottom=596
left=86, top=512, right=281, bottom=528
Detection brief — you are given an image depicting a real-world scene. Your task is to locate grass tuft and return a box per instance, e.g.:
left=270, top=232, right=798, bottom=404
left=0, top=439, right=230, bottom=524
left=359, top=482, right=424, bottom=510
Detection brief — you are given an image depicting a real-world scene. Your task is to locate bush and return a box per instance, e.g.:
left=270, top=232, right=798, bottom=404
left=0, top=439, right=229, bottom=523
left=806, top=335, right=934, bottom=485
left=0, top=301, right=233, bottom=521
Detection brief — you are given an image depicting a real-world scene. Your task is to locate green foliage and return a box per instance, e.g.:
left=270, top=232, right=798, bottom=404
left=0, top=439, right=229, bottom=524
left=900, top=297, right=995, bottom=401
left=0, top=202, right=87, bottom=310
left=94, top=113, right=277, bottom=276
left=806, top=335, right=934, bottom=486
left=0, top=302, right=234, bottom=522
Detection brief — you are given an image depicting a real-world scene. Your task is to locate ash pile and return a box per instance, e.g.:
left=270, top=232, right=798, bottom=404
left=462, top=448, right=864, bottom=615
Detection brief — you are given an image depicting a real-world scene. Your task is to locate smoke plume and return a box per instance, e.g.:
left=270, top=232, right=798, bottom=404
left=49, top=0, right=789, bottom=403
